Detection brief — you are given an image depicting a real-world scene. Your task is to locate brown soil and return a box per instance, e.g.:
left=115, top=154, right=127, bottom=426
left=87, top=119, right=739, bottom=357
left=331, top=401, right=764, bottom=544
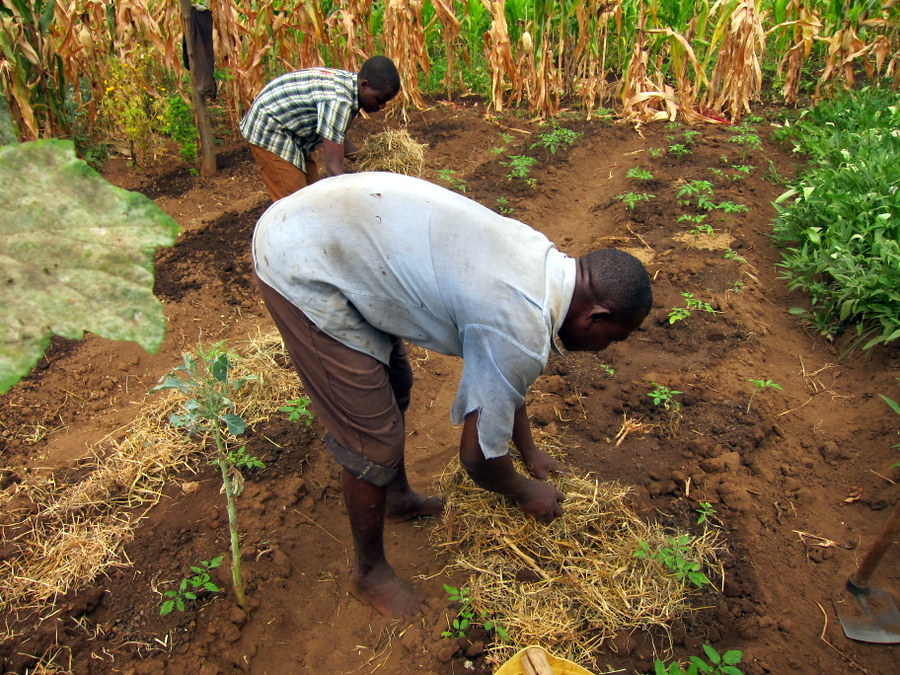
left=1, top=99, right=898, bottom=675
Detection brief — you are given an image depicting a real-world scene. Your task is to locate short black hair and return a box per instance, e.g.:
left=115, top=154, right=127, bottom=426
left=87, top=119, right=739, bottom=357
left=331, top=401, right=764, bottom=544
left=359, top=56, right=400, bottom=94
left=582, top=249, right=653, bottom=322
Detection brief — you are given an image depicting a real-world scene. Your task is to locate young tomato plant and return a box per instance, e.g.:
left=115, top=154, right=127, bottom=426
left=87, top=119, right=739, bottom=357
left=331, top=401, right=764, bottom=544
left=616, top=191, right=656, bottom=210
left=151, top=343, right=256, bottom=611
left=648, top=644, right=744, bottom=675
left=160, top=556, right=223, bottom=616
left=746, top=378, right=782, bottom=412
left=634, top=535, right=710, bottom=588
left=279, top=396, right=314, bottom=425
left=441, top=584, right=510, bottom=642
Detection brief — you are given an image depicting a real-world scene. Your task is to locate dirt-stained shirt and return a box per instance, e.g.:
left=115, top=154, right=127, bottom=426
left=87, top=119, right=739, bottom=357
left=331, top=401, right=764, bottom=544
left=252, top=172, right=576, bottom=459
left=240, top=68, right=359, bottom=171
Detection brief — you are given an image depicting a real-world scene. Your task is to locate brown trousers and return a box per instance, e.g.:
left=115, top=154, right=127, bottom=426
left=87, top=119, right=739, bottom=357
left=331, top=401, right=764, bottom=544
left=248, top=144, right=319, bottom=201
left=255, top=276, right=412, bottom=470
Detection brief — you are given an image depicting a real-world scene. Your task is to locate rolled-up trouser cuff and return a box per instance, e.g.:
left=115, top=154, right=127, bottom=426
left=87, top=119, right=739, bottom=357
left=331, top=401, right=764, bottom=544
left=324, top=434, right=399, bottom=487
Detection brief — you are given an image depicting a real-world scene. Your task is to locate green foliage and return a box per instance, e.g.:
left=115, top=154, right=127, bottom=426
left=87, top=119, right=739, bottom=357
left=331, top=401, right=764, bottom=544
left=648, top=645, right=744, bottom=675
left=227, top=445, right=265, bottom=471
left=599, top=362, right=616, bottom=377
left=441, top=584, right=509, bottom=642
left=495, top=196, right=514, bottom=214
left=771, top=87, right=900, bottom=351
left=747, top=378, right=782, bottom=412
left=668, top=143, right=691, bottom=156
left=634, top=534, right=710, bottom=588
left=0, top=140, right=178, bottom=395
left=279, top=396, right=314, bottom=425
left=437, top=168, right=468, bottom=192
left=160, top=556, right=223, bottom=616
left=530, top=123, right=582, bottom=154
left=161, top=94, right=198, bottom=163
left=724, top=248, right=747, bottom=264
left=676, top=180, right=714, bottom=205
left=616, top=191, right=656, bottom=210
left=627, top=167, right=655, bottom=180
left=648, top=383, right=682, bottom=412
left=503, top=155, right=537, bottom=183
left=668, top=293, right=717, bottom=324
left=696, top=501, right=717, bottom=526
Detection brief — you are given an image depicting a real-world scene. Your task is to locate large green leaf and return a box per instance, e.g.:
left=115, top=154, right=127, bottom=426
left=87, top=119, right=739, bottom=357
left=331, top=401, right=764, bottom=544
left=0, top=140, right=179, bottom=394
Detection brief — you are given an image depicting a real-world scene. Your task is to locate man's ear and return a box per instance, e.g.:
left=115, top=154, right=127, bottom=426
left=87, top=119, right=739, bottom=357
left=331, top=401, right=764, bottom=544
left=587, top=305, right=613, bottom=324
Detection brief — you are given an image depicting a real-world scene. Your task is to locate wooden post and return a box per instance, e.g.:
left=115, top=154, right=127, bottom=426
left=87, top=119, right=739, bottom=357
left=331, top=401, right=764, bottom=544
left=180, top=0, right=216, bottom=176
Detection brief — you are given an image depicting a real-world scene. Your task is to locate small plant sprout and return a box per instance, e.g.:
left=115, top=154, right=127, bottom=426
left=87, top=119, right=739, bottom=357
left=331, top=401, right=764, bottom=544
left=668, top=293, right=718, bottom=323
left=279, top=396, right=314, bottom=425
left=151, top=343, right=255, bottom=611
left=437, top=168, right=468, bottom=192
left=441, top=584, right=509, bottom=642
left=598, top=362, right=616, bottom=377
left=668, top=142, right=691, bottom=155
left=648, top=147, right=664, bottom=158
left=682, top=129, right=701, bottom=144
left=746, top=378, right=783, bottom=413
left=647, top=645, right=744, bottom=675
left=723, top=248, right=747, bottom=264
left=676, top=180, right=714, bottom=206
left=490, top=132, right=514, bottom=154
left=634, top=534, right=710, bottom=588
left=495, top=196, right=513, bottom=214
left=728, top=279, right=746, bottom=294
left=503, top=155, right=537, bottom=185
left=626, top=166, right=655, bottom=180
left=160, top=556, right=223, bottom=616
left=227, top=445, right=265, bottom=471
left=648, top=383, right=682, bottom=412
left=696, top=501, right=718, bottom=526
left=615, top=191, right=656, bottom=210
left=530, top=122, right=582, bottom=154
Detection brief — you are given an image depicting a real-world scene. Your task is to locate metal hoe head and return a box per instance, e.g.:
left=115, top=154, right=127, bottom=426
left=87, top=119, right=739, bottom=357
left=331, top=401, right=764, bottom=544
left=835, top=578, right=900, bottom=644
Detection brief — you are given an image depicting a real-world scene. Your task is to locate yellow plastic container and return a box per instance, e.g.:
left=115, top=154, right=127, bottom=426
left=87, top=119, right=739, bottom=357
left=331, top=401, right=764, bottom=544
left=494, top=646, right=596, bottom=675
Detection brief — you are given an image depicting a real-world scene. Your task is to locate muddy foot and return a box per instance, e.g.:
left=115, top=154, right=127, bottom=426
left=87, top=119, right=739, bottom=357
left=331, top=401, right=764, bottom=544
left=350, top=566, right=429, bottom=619
left=385, top=490, right=444, bottom=523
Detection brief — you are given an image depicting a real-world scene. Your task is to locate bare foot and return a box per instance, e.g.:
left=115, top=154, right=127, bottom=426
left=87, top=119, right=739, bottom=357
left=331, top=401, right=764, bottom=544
left=521, top=446, right=565, bottom=479
left=385, top=490, right=444, bottom=523
left=350, top=565, right=429, bottom=619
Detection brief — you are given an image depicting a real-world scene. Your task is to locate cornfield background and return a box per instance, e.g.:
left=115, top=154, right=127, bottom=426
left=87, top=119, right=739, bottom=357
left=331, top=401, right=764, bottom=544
left=1, top=0, right=897, bottom=149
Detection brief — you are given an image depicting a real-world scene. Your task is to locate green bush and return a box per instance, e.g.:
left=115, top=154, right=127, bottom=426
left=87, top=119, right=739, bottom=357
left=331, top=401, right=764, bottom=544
left=772, top=87, right=900, bottom=351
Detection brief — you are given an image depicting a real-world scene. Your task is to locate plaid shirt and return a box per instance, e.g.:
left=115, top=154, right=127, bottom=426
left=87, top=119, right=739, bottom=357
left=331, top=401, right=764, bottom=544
left=240, top=68, right=359, bottom=171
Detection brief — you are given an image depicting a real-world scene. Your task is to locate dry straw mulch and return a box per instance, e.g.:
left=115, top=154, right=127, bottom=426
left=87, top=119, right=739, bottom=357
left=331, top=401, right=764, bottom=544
left=432, top=448, right=724, bottom=666
left=352, top=129, right=427, bottom=177
left=0, top=331, right=299, bottom=621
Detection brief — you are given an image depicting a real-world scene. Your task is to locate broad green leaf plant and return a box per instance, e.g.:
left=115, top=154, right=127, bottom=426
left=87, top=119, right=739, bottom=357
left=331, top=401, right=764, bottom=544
left=0, top=140, right=178, bottom=393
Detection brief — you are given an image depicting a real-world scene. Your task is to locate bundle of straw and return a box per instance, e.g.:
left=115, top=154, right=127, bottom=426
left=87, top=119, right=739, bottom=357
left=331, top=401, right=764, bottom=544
left=432, top=456, right=724, bottom=666
left=352, top=129, right=426, bottom=177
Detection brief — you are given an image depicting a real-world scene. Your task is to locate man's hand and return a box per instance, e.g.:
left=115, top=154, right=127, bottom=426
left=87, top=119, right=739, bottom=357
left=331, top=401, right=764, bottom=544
left=515, top=478, right=565, bottom=523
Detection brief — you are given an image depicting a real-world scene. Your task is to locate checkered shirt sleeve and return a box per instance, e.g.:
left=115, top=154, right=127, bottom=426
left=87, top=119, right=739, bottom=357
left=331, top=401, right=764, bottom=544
left=239, top=69, right=359, bottom=170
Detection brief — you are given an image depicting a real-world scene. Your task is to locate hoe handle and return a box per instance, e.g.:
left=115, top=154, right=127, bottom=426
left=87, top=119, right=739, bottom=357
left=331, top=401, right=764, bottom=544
left=850, top=499, right=900, bottom=589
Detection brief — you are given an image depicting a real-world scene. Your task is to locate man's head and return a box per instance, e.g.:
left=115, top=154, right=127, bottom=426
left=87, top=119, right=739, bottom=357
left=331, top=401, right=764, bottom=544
left=558, top=249, right=652, bottom=352
left=358, top=56, right=400, bottom=113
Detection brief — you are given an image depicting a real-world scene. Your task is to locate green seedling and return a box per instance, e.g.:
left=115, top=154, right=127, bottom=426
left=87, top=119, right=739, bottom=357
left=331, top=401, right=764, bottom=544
left=682, top=129, right=701, bottom=144
left=437, top=168, right=468, bottom=192
left=723, top=248, right=746, bottom=264
left=732, top=164, right=754, bottom=175
left=728, top=279, right=746, bottom=294
left=709, top=167, right=726, bottom=180
left=696, top=501, right=718, bottom=526
left=746, top=378, right=783, bottom=412
left=160, top=556, right=223, bottom=616
left=676, top=180, right=714, bottom=206
left=227, top=444, right=265, bottom=471
left=279, top=396, right=314, bottom=425
left=668, top=143, right=691, bottom=155
left=616, top=191, right=656, bottom=210
left=531, top=123, right=582, bottom=154
left=677, top=213, right=708, bottom=225
left=728, top=127, right=762, bottom=152
left=441, top=584, right=509, bottom=642
left=648, top=383, right=682, bottom=412
left=717, top=200, right=749, bottom=214
left=151, top=344, right=255, bottom=610
left=599, top=362, right=616, bottom=377
left=668, top=293, right=717, bottom=323
left=634, top=534, right=710, bottom=588
left=648, top=147, right=664, bottom=158
left=490, top=132, right=514, bottom=154
left=503, top=155, right=537, bottom=184
left=495, top=196, right=514, bottom=214
left=648, top=644, right=744, bottom=675
left=626, top=167, right=655, bottom=180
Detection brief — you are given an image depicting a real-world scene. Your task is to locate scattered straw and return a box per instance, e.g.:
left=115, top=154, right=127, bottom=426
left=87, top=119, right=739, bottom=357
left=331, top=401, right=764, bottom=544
left=0, top=331, right=301, bottom=619
left=353, top=129, right=426, bottom=176
left=432, top=453, right=724, bottom=666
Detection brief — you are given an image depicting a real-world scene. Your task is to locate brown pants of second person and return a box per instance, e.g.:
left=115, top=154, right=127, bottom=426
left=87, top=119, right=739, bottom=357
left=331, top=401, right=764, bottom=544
left=248, top=144, right=318, bottom=201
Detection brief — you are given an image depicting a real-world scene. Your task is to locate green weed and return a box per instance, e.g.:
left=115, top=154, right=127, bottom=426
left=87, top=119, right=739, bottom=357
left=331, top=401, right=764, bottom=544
left=441, top=584, right=509, bottom=642
left=634, top=534, right=710, bottom=588
left=437, top=168, right=468, bottom=192
left=503, top=155, right=537, bottom=184
left=531, top=123, right=582, bottom=154
left=279, top=397, right=314, bottom=425
left=648, top=644, right=744, bottom=675
left=627, top=167, right=655, bottom=180
left=746, top=378, right=782, bottom=413
left=616, top=192, right=656, bottom=210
